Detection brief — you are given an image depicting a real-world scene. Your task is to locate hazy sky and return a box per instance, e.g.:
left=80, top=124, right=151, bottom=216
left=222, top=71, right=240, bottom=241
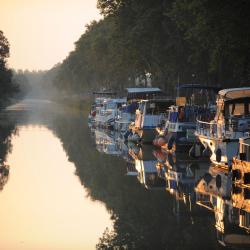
left=0, top=0, right=101, bottom=71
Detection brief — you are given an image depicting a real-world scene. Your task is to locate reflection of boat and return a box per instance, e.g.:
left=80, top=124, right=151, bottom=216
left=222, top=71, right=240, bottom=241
left=135, top=159, right=166, bottom=189
left=214, top=196, right=250, bottom=248
left=0, top=163, right=9, bottom=191
left=232, top=136, right=250, bottom=188
left=94, top=128, right=122, bottom=156
left=195, top=165, right=250, bottom=248
left=195, top=165, right=232, bottom=209
left=164, top=152, right=209, bottom=213
left=128, top=145, right=166, bottom=189
left=196, top=87, right=250, bottom=166
left=232, top=187, right=250, bottom=232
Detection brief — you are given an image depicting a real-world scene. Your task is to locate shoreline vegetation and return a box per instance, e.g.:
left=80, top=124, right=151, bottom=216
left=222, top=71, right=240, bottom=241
left=50, top=0, right=250, bottom=96
left=0, top=31, right=19, bottom=109
left=1, top=1, right=250, bottom=108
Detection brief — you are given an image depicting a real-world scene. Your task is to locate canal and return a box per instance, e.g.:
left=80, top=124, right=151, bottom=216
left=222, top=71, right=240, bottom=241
left=0, top=99, right=248, bottom=249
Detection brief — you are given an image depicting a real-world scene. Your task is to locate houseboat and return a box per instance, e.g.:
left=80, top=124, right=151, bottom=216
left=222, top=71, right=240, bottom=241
left=114, top=87, right=163, bottom=132
left=153, top=84, right=219, bottom=152
left=129, top=98, right=174, bottom=143
left=114, top=102, right=138, bottom=132
left=196, top=87, right=250, bottom=166
left=88, top=91, right=116, bottom=123
left=94, top=98, right=127, bottom=128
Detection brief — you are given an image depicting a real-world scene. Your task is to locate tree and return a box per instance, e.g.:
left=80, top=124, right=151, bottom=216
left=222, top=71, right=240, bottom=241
left=0, top=30, right=17, bottom=106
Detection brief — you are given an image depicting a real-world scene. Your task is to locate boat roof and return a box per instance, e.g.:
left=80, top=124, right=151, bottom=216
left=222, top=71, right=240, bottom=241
left=93, top=91, right=116, bottom=96
left=139, top=98, right=174, bottom=103
left=219, top=87, right=250, bottom=100
left=126, top=87, right=161, bottom=93
left=126, top=88, right=162, bottom=100
left=177, top=84, right=221, bottom=92
left=107, top=98, right=127, bottom=103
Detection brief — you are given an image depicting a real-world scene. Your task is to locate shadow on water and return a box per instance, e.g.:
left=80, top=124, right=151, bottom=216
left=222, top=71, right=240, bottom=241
left=1, top=99, right=249, bottom=249
left=49, top=109, right=221, bottom=250
left=0, top=108, right=18, bottom=191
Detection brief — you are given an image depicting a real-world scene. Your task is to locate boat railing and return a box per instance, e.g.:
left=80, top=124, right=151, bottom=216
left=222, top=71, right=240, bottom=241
left=196, top=120, right=225, bottom=139
left=197, top=118, right=250, bottom=139
left=143, top=113, right=166, bottom=127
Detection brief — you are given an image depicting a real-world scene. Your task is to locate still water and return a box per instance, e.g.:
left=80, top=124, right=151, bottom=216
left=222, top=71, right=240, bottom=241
left=0, top=100, right=112, bottom=250
left=0, top=99, right=249, bottom=250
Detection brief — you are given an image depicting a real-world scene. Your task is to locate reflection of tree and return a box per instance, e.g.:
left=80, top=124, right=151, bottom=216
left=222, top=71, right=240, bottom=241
left=0, top=114, right=17, bottom=191
left=51, top=111, right=220, bottom=250
left=0, top=164, right=9, bottom=191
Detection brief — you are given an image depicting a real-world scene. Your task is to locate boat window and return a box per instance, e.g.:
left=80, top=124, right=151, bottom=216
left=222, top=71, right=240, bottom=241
left=146, top=101, right=173, bottom=115
left=229, top=103, right=245, bottom=116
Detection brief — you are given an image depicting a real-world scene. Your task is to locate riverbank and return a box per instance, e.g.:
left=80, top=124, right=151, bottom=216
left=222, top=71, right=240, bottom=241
left=51, top=94, right=92, bottom=116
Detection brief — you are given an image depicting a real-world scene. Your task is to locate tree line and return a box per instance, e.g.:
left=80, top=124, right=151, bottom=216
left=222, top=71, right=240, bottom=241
left=0, top=31, right=19, bottom=107
left=52, top=0, right=250, bottom=96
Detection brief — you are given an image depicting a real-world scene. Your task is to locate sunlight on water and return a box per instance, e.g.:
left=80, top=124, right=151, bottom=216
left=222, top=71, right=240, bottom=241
left=0, top=125, right=112, bottom=250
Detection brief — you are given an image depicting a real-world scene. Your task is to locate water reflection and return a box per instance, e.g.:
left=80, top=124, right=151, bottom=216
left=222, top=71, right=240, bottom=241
left=0, top=100, right=112, bottom=249
left=196, top=165, right=250, bottom=248
left=0, top=163, right=9, bottom=191
left=1, top=100, right=249, bottom=249
left=0, top=110, right=18, bottom=191
left=90, top=126, right=250, bottom=249
left=128, top=144, right=166, bottom=190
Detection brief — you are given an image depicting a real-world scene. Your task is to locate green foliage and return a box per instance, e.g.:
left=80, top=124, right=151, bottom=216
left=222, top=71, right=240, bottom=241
left=0, top=30, right=10, bottom=60
left=52, top=1, right=250, bottom=95
left=0, top=31, right=18, bottom=107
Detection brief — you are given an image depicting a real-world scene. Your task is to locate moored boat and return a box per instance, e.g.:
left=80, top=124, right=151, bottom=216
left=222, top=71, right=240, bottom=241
left=94, top=98, right=127, bottom=128
left=131, top=98, right=174, bottom=143
left=154, top=84, right=219, bottom=152
left=196, top=87, right=250, bottom=167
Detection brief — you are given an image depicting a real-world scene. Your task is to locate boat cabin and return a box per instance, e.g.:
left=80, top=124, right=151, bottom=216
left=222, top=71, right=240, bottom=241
left=216, top=88, right=250, bottom=133
left=135, top=99, right=174, bottom=129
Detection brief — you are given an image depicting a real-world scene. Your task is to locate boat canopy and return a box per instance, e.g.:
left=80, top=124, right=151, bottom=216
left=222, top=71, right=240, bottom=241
left=176, top=84, right=221, bottom=92
left=126, top=87, right=162, bottom=100
left=110, top=98, right=127, bottom=103
left=93, top=91, right=116, bottom=96
left=219, top=87, right=250, bottom=100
